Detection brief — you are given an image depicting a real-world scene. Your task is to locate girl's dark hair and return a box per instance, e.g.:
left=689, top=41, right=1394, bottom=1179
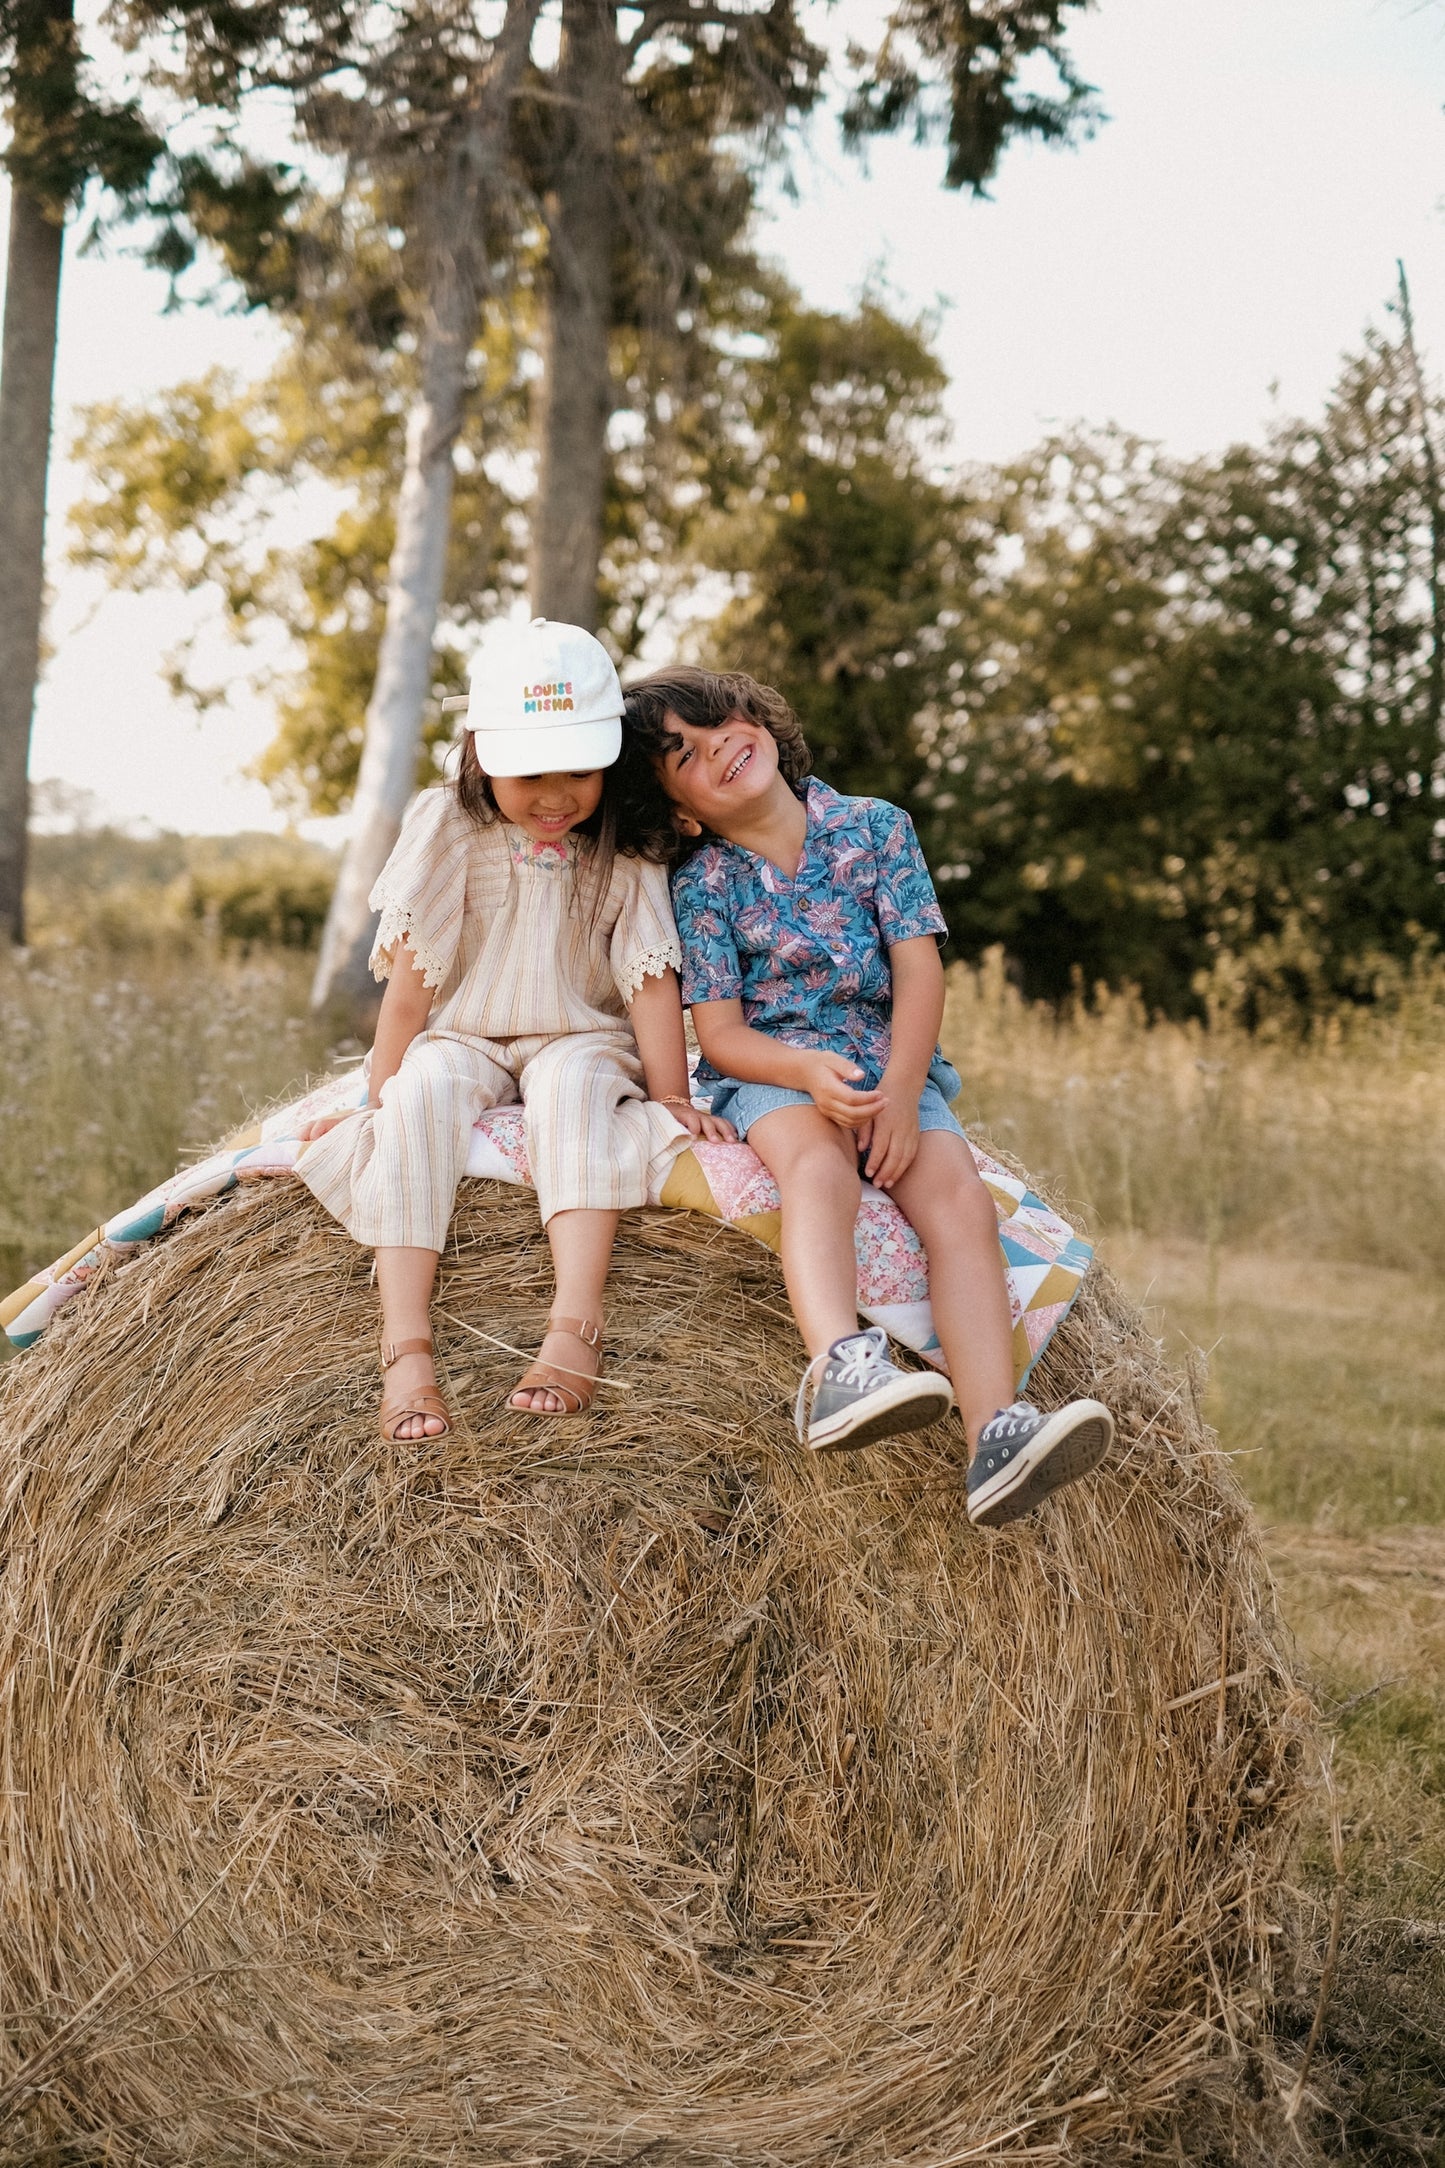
left=618, top=667, right=812, bottom=861
left=450, top=732, right=674, bottom=916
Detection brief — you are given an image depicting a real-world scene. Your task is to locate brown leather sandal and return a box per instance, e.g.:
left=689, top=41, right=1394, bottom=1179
left=509, top=1315, right=604, bottom=1416
left=379, top=1335, right=453, bottom=1442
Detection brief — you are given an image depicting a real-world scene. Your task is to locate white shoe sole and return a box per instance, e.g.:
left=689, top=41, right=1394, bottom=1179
left=807, top=1371, right=955, bottom=1453
left=966, top=1400, right=1114, bottom=1527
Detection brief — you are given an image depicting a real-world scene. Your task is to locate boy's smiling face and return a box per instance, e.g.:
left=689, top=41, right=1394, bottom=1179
left=655, top=711, right=784, bottom=836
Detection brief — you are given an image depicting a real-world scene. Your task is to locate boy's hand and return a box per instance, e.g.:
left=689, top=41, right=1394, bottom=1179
left=800, top=1051, right=887, bottom=1129
left=860, top=1095, right=921, bottom=1190
left=660, top=1101, right=737, bottom=1144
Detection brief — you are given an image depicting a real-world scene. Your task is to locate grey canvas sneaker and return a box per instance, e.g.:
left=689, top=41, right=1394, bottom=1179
left=965, top=1398, right=1113, bottom=1528
left=795, top=1327, right=955, bottom=1453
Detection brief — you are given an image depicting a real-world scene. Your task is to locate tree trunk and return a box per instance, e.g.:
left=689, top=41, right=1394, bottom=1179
left=0, top=178, right=64, bottom=944
left=310, top=0, right=543, bottom=1023
left=309, top=265, right=471, bottom=1021
left=528, top=0, right=617, bottom=630
left=1397, top=260, right=1445, bottom=743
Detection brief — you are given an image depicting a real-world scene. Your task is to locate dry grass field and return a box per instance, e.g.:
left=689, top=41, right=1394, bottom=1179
left=3, top=878, right=1443, bottom=2160
left=1105, top=1238, right=1445, bottom=2164
left=944, top=961, right=1445, bottom=2165
left=0, top=838, right=336, bottom=1303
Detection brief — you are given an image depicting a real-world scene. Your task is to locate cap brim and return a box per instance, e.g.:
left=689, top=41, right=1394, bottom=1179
left=472, top=716, right=622, bottom=777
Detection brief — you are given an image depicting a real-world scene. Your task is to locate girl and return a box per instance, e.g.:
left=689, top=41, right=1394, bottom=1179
left=297, top=619, right=731, bottom=1441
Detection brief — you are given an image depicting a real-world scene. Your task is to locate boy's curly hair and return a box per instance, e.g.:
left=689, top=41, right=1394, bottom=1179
left=617, top=667, right=812, bottom=861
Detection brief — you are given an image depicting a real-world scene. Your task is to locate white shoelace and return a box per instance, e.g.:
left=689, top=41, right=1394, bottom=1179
left=793, top=1331, right=889, bottom=1440
left=983, top=1403, right=1034, bottom=1444
left=829, top=1339, right=889, bottom=1392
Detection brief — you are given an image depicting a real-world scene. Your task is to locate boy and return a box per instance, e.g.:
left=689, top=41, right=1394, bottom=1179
left=621, top=667, right=1112, bottom=1528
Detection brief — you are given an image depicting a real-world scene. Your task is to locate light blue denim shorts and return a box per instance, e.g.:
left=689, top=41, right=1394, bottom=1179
left=706, top=1053, right=966, bottom=1144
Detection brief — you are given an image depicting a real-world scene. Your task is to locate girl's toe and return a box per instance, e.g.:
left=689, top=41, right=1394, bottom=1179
left=509, top=1385, right=560, bottom=1412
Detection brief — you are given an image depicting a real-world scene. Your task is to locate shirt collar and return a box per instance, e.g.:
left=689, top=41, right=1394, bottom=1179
left=711, top=777, right=848, bottom=868
left=803, top=777, right=852, bottom=836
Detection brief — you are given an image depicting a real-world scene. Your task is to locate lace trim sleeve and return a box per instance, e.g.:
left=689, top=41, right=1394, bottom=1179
left=369, top=898, right=450, bottom=989
left=614, top=938, right=683, bottom=1003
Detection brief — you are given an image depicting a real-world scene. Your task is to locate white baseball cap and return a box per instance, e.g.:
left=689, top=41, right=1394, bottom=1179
left=449, top=617, right=624, bottom=777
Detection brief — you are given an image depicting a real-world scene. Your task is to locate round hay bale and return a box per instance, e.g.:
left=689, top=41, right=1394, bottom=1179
left=0, top=1179, right=1310, bottom=2164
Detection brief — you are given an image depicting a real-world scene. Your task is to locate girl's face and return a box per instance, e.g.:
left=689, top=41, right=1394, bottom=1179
left=486, top=767, right=606, bottom=841
left=654, top=711, right=781, bottom=835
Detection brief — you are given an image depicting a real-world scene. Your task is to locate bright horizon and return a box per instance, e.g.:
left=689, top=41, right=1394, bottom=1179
left=6, top=0, right=1445, bottom=838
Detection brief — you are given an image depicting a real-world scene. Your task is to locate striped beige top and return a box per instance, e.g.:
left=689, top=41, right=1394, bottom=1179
left=368, top=787, right=683, bottom=1038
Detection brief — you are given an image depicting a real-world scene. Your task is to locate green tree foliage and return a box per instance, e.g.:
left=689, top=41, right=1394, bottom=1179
left=844, top=0, right=1099, bottom=191
left=70, top=285, right=531, bottom=814
left=66, top=178, right=775, bottom=815
left=922, top=324, right=1445, bottom=1014
left=69, top=276, right=970, bottom=820
left=0, top=0, right=159, bottom=208
left=698, top=295, right=982, bottom=810
left=71, top=184, right=1445, bottom=1023
left=0, top=0, right=169, bottom=942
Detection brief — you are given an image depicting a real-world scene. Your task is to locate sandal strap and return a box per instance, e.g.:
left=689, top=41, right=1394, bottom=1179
left=384, top=1390, right=451, bottom=1417
left=381, top=1335, right=434, bottom=1368
left=380, top=1388, right=452, bottom=1441
left=511, top=1365, right=588, bottom=1416
left=510, top=1318, right=604, bottom=1416
left=545, top=1315, right=603, bottom=1352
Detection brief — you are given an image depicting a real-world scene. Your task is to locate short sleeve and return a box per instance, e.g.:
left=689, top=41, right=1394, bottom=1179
left=610, top=857, right=683, bottom=1004
left=866, top=799, right=946, bottom=948
left=368, top=787, right=471, bottom=988
left=671, top=851, right=743, bottom=1006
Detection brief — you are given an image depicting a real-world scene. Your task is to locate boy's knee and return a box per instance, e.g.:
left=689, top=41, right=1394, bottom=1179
left=915, top=1151, right=996, bottom=1230
left=785, top=1135, right=860, bottom=1199
left=954, top=1167, right=1004, bottom=1247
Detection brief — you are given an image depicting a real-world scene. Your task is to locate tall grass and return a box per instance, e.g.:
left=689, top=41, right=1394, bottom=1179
left=944, top=948, right=1445, bottom=1276
left=11, top=910, right=1445, bottom=1306
left=0, top=940, right=331, bottom=1299
left=0, top=829, right=339, bottom=1300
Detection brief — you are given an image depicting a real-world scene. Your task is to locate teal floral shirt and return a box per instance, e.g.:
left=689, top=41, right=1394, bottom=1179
left=671, top=779, right=947, bottom=1086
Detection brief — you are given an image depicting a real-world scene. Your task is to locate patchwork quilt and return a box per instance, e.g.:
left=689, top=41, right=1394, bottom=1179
left=2, top=1073, right=1094, bottom=1384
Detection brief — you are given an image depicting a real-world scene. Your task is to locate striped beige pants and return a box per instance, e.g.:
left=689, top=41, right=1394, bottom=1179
left=297, top=1028, right=686, bottom=1249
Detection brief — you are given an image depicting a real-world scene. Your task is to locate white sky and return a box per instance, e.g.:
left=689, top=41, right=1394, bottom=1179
left=6, top=0, right=1445, bottom=835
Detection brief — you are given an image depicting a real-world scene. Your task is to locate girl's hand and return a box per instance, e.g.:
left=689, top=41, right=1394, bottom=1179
left=658, top=1100, right=737, bottom=1144
left=296, top=1106, right=367, bottom=1144
left=860, top=1095, right=921, bottom=1189
left=800, top=1051, right=887, bottom=1130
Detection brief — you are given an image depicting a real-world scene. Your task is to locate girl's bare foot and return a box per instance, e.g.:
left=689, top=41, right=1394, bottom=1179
left=509, top=1319, right=603, bottom=1414
left=379, top=1342, right=452, bottom=1441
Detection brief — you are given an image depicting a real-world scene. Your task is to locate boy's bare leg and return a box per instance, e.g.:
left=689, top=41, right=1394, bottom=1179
left=745, top=1106, right=863, bottom=1357
left=376, top=1244, right=446, bottom=1439
left=511, top=1206, right=620, bottom=1412
left=885, top=1132, right=1015, bottom=1454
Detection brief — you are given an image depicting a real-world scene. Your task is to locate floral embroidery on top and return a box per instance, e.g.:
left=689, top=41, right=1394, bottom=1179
left=670, top=779, right=946, bottom=1084
left=508, top=831, right=573, bottom=872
